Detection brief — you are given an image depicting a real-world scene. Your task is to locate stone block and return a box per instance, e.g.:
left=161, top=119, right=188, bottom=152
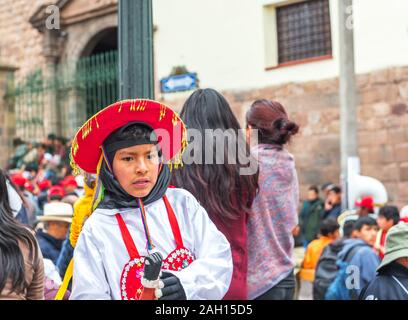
left=399, top=82, right=408, bottom=100
left=391, top=103, right=408, bottom=116
left=395, top=143, right=408, bottom=162
left=399, top=163, right=408, bottom=182
left=387, top=128, right=406, bottom=145
left=373, top=102, right=391, bottom=117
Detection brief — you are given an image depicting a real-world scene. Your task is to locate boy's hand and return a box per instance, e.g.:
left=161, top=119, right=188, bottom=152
left=155, top=271, right=187, bottom=300
left=143, top=252, right=163, bottom=281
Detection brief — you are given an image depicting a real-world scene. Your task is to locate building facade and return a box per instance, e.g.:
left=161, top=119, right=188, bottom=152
left=1, top=0, right=408, bottom=206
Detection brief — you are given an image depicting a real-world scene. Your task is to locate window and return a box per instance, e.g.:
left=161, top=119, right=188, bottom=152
left=276, top=0, right=332, bottom=64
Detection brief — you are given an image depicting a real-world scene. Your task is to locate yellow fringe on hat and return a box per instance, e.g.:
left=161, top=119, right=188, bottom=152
left=168, top=125, right=188, bottom=171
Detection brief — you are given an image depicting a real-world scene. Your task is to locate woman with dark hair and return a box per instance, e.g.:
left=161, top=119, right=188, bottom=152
left=172, top=88, right=259, bottom=299
left=246, top=99, right=300, bottom=300
left=0, top=169, right=44, bottom=300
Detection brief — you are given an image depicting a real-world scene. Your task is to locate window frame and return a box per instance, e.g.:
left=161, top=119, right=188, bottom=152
left=263, top=0, right=333, bottom=70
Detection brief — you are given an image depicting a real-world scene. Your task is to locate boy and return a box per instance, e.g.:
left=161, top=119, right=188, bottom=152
left=64, top=99, right=232, bottom=300
left=298, top=218, right=340, bottom=299
left=337, top=216, right=380, bottom=298
left=375, top=205, right=400, bottom=259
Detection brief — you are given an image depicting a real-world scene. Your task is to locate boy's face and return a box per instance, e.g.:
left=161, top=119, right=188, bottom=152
left=113, top=144, right=160, bottom=198
left=328, top=191, right=341, bottom=205
left=377, top=216, right=395, bottom=232
left=355, top=224, right=378, bottom=246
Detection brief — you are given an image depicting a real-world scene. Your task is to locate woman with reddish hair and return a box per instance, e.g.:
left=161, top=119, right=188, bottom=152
left=246, top=99, right=300, bottom=300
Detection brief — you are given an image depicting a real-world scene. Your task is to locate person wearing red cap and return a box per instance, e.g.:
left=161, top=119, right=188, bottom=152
left=355, top=196, right=375, bottom=217
left=47, top=186, right=65, bottom=202
left=61, top=176, right=79, bottom=197
left=38, top=179, right=52, bottom=192
left=63, top=99, right=232, bottom=300
left=10, top=173, right=27, bottom=191
left=24, top=181, right=34, bottom=193
left=37, top=179, right=52, bottom=212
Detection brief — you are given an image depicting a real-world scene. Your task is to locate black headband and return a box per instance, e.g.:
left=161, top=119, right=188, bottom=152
left=102, top=122, right=159, bottom=167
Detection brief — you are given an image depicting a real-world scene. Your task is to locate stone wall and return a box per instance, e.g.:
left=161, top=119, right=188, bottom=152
left=161, top=66, right=408, bottom=208
left=0, top=0, right=47, bottom=80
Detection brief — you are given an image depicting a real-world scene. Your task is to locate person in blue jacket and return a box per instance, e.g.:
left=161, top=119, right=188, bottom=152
left=338, top=216, right=380, bottom=298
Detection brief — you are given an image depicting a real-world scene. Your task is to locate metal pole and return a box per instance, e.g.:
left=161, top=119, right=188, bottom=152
left=118, top=0, right=154, bottom=99
left=338, top=0, right=358, bottom=210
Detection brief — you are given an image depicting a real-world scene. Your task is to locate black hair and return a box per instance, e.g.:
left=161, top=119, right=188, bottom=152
left=329, top=186, right=341, bottom=194
left=342, top=219, right=356, bottom=238
left=308, top=185, right=319, bottom=194
left=171, top=88, right=259, bottom=222
left=378, top=205, right=400, bottom=225
left=25, top=163, right=38, bottom=173
left=320, top=218, right=340, bottom=236
left=49, top=195, right=63, bottom=201
left=47, top=133, right=56, bottom=141
left=354, top=216, right=378, bottom=231
left=0, top=169, right=38, bottom=294
left=12, top=137, right=25, bottom=147
left=103, top=123, right=160, bottom=166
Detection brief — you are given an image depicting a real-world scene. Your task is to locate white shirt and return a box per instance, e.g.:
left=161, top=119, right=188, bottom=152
left=70, top=188, right=232, bottom=300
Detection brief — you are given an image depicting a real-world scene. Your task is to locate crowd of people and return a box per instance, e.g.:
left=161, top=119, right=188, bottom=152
left=296, top=184, right=408, bottom=300
left=0, top=88, right=407, bottom=301
left=1, top=134, right=82, bottom=299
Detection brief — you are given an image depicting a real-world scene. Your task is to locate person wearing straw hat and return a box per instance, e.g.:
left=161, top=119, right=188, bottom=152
left=359, top=223, right=408, bottom=300
left=36, top=202, right=73, bottom=264
left=62, top=99, right=232, bottom=300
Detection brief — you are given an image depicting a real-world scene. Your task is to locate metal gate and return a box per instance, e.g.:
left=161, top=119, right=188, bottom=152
left=6, top=51, right=118, bottom=141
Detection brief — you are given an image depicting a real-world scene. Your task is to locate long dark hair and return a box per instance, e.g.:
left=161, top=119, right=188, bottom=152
left=0, top=169, right=38, bottom=294
left=171, top=88, right=258, bottom=221
left=246, top=99, right=299, bottom=145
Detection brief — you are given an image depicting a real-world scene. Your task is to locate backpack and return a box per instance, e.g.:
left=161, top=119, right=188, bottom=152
left=313, top=239, right=345, bottom=300
left=313, top=240, right=365, bottom=300
left=323, top=242, right=366, bottom=300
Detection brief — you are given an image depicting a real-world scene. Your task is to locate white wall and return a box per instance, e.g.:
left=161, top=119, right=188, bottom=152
left=353, top=0, right=408, bottom=74
left=153, top=0, right=408, bottom=92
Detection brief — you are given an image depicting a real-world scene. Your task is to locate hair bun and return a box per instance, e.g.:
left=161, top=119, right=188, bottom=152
left=280, top=119, right=299, bottom=135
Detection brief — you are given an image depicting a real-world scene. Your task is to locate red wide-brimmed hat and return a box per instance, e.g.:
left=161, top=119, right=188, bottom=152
left=70, top=99, right=187, bottom=174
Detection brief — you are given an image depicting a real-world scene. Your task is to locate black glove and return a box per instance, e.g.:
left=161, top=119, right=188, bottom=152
left=143, top=252, right=163, bottom=281
left=157, top=271, right=187, bottom=300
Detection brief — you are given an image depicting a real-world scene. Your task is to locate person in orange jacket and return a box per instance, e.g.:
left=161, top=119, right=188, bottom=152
left=298, top=218, right=340, bottom=300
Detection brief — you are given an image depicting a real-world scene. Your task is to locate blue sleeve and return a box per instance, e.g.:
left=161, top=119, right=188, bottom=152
left=350, top=247, right=380, bottom=295
left=15, top=206, right=29, bottom=225
left=56, top=238, right=74, bottom=278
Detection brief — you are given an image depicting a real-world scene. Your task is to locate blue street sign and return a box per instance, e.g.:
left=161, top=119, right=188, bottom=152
left=160, top=73, right=198, bottom=93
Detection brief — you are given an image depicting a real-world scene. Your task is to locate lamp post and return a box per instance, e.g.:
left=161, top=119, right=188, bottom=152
left=118, top=0, right=154, bottom=99
left=339, top=0, right=358, bottom=210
